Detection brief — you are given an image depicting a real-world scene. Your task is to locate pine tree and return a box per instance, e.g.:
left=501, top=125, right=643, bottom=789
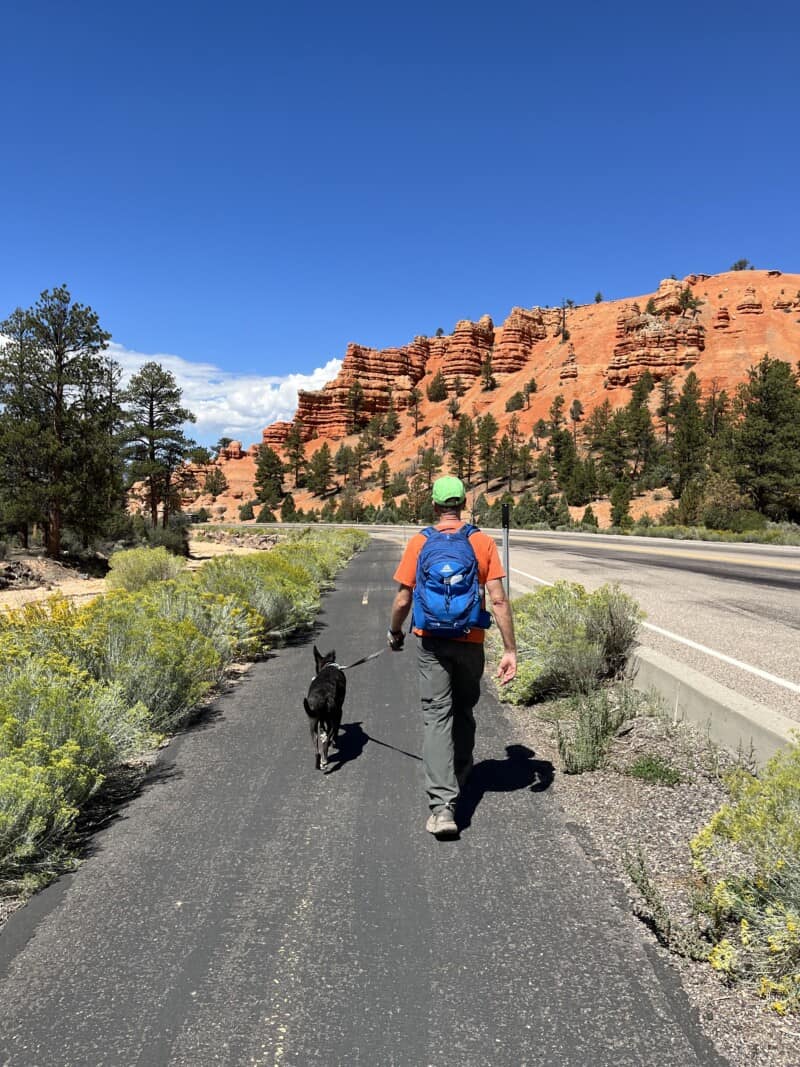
left=656, top=376, right=676, bottom=445
left=419, top=447, right=442, bottom=490
left=626, top=374, right=656, bottom=479
left=377, top=459, right=391, bottom=490
left=447, top=397, right=461, bottom=421
left=204, top=467, right=228, bottom=499
left=123, top=361, right=196, bottom=531
left=426, top=370, right=448, bottom=402
left=382, top=404, right=400, bottom=439
left=407, top=387, right=423, bottom=434
left=600, top=408, right=631, bottom=486
left=610, top=481, right=633, bottom=527
left=480, top=353, right=496, bottom=391
left=495, top=433, right=518, bottom=491
left=254, top=445, right=284, bottom=506
left=532, top=418, right=549, bottom=450
left=0, top=287, right=125, bottom=555
left=346, top=379, right=365, bottom=431
left=549, top=394, right=566, bottom=432
left=733, top=356, right=800, bottom=521
left=284, top=421, right=306, bottom=487
left=476, top=413, right=498, bottom=485
left=523, top=377, right=537, bottom=408
left=306, top=442, right=333, bottom=496
left=671, top=372, right=708, bottom=498
left=582, top=398, right=612, bottom=453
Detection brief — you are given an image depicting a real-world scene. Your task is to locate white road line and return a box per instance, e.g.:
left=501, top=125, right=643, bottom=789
left=362, top=591, right=369, bottom=605
left=510, top=566, right=800, bottom=697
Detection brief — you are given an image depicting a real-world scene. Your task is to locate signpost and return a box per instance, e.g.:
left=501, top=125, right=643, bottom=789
left=501, top=502, right=511, bottom=598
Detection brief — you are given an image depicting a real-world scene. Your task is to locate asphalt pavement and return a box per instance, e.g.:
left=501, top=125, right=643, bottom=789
left=0, top=540, right=727, bottom=1067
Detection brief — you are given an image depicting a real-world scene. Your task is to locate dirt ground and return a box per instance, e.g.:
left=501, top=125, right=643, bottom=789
left=0, top=538, right=269, bottom=613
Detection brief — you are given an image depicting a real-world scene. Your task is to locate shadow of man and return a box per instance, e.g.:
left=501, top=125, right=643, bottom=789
left=457, top=743, right=554, bottom=831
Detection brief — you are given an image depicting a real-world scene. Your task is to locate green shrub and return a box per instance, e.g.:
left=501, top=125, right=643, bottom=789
left=239, top=500, right=255, bottom=521
left=107, top=546, right=187, bottom=592
left=0, top=736, right=98, bottom=870
left=145, top=522, right=189, bottom=557
left=141, top=579, right=263, bottom=664
left=557, top=687, right=632, bottom=773
left=256, top=505, right=276, bottom=523
left=194, top=555, right=296, bottom=633
left=585, top=584, right=643, bottom=676
left=627, top=754, right=681, bottom=786
left=0, top=656, right=154, bottom=873
left=76, top=592, right=223, bottom=730
left=690, top=740, right=800, bottom=1012
left=501, top=582, right=642, bottom=704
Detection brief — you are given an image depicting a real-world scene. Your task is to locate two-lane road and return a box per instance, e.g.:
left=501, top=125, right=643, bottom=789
left=372, top=527, right=800, bottom=718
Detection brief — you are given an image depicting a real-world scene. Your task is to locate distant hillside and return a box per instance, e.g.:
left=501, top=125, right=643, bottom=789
left=179, top=269, right=800, bottom=523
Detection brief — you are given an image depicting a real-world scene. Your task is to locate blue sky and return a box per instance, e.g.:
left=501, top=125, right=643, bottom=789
left=2, top=1, right=799, bottom=444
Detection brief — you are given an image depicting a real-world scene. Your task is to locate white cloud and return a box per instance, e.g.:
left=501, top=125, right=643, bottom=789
left=109, top=343, right=341, bottom=446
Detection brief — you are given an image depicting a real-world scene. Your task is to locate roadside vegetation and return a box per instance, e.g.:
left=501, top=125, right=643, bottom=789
left=0, top=528, right=367, bottom=895
left=493, top=579, right=800, bottom=1030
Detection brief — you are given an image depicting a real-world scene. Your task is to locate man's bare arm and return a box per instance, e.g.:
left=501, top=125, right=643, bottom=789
left=486, top=577, right=517, bottom=684
left=388, top=585, right=413, bottom=648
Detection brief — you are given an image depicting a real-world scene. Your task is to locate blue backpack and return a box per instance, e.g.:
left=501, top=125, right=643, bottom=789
left=412, top=524, right=492, bottom=638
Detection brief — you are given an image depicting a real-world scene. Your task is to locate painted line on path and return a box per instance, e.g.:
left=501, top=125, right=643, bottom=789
left=510, top=566, right=800, bottom=697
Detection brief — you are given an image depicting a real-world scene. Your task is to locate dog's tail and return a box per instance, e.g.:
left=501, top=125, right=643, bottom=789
left=303, top=697, right=314, bottom=719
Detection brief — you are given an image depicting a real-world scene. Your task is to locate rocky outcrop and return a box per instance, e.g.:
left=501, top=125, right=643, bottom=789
left=167, top=269, right=800, bottom=524
left=605, top=304, right=705, bottom=386
left=737, top=286, right=763, bottom=314
left=773, top=291, right=794, bottom=311
left=440, top=315, right=495, bottom=383
left=261, top=422, right=292, bottom=447
left=296, top=339, right=428, bottom=437
left=219, top=441, right=244, bottom=460
left=493, top=307, right=548, bottom=373
left=651, top=278, right=686, bottom=316
left=560, top=342, right=578, bottom=381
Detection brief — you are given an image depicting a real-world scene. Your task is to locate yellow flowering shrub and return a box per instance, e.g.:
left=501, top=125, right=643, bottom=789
left=691, top=737, right=800, bottom=1011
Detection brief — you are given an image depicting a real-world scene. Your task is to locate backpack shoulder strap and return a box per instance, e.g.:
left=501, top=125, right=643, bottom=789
left=420, top=526, right=436, bottom=540
left=460, top=522, right=479, bottom=538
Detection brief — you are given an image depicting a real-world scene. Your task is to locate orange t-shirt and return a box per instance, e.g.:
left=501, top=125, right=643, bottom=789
left=392, top=519, right=505, bottom=644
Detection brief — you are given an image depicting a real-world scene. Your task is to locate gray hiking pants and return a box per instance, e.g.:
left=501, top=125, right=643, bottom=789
left=416, top=637, right=485, bottom=812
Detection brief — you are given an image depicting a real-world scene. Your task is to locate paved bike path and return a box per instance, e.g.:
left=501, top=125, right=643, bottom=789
left=0, top=540, right=725, bottom=1066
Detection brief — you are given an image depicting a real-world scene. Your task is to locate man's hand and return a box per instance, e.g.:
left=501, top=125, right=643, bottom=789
left=387, top=629, right=405, bottom=652
left=496, top=651, right=517, bottom=685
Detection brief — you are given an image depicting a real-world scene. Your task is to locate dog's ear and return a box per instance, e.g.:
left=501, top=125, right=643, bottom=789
left=313, top=645, right=322, bottom=670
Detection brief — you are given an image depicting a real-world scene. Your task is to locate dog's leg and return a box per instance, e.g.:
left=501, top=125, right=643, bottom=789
left=310, top=721, right=321, bottom=770
left=319, top=728, right=330, bottom=771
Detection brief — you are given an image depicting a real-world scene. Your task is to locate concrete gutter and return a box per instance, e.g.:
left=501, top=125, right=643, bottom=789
left=629, top=646, right=797, bottom=768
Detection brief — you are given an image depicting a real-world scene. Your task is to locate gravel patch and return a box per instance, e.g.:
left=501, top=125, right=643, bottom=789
left=501, top=695, right=800, bottom=1067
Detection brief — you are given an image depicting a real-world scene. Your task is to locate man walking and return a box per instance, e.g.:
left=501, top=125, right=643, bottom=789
left=387, top=476, right=517, bottom=837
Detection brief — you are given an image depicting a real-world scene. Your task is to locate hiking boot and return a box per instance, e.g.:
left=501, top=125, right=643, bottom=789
left=456, top=758, right=474, bottom=789
left=426, top=806, right=458, bottom=837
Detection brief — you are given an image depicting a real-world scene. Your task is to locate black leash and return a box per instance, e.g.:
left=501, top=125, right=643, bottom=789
left=332, top=648, right=386, bottom=672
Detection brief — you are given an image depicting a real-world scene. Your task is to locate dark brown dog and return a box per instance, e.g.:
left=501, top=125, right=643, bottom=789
left=303, top=646, right=346, bottom=771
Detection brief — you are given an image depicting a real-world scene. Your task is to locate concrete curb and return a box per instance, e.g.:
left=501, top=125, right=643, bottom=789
left=629, top=646, right=797, bottom=767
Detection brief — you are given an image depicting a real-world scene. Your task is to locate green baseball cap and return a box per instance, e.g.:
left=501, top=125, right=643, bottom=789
left=432, top=475, right=466, bottom=505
